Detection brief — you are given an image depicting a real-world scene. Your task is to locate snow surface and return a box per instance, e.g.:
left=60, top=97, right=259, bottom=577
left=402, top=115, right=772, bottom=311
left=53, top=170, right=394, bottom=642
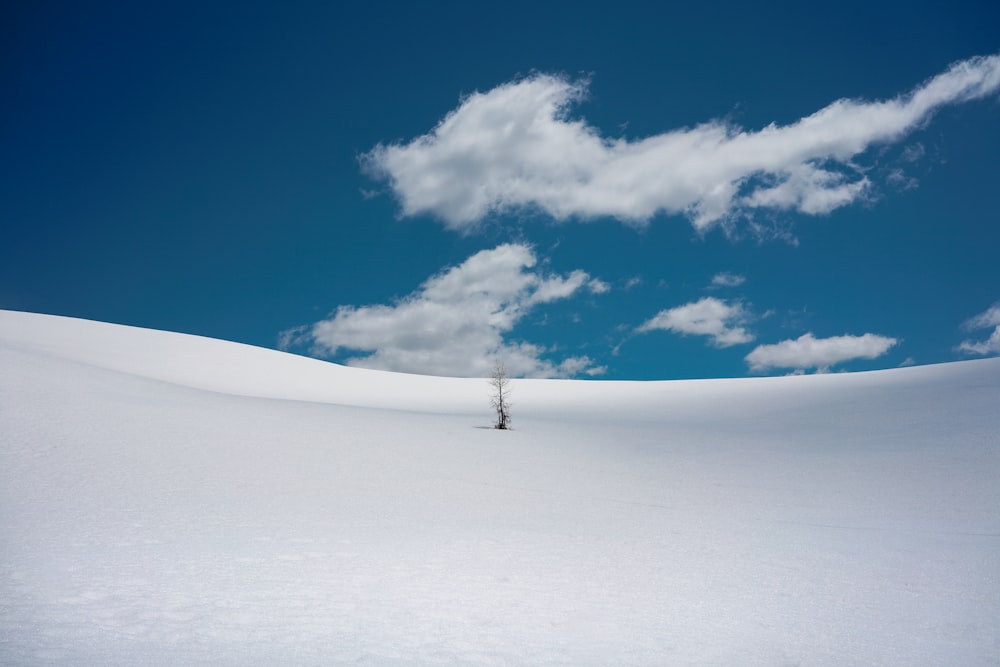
left=1, top=309, right=999, bottom=665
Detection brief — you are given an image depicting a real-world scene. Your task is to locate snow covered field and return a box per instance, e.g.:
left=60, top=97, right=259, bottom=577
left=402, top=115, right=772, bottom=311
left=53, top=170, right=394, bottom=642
left=1, top=309, right=998, bottom=665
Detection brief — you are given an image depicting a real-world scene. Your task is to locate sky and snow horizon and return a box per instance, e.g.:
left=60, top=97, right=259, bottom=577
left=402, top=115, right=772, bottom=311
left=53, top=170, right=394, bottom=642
left=3, top=2, right=999, bottom=379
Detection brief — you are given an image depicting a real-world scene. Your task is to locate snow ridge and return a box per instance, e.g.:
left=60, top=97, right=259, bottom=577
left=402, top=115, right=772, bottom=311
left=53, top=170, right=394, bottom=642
left=2, top=310, right=999, bottom=665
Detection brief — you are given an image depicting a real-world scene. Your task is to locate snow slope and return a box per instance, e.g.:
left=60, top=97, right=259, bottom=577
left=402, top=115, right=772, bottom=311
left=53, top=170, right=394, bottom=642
left=1, top=309, right=998, bottom=665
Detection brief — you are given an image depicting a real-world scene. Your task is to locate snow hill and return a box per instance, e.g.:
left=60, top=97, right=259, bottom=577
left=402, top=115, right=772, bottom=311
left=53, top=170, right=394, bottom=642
left=2, top=309, right=998, bottom=665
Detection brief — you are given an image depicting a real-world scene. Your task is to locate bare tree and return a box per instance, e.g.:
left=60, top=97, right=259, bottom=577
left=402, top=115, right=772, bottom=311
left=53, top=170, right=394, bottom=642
left=489, top=359, right=512, bottom=430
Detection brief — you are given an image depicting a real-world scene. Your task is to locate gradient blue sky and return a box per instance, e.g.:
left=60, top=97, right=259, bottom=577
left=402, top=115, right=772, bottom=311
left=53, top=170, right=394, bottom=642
left=3, top=1, right=999, bottom=379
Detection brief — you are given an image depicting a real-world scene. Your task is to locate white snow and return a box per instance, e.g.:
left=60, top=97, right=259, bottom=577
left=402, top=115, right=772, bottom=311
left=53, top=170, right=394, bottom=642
left=2, top=309, right=998, bottom=665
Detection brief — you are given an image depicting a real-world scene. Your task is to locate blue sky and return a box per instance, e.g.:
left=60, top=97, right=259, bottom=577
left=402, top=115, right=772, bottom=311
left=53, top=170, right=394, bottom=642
left=2, top=1, right=998, bottom=379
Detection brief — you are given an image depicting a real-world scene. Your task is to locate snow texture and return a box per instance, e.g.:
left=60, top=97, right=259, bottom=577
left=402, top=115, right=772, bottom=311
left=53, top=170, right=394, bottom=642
left=2, top=309, right=999, bottom=665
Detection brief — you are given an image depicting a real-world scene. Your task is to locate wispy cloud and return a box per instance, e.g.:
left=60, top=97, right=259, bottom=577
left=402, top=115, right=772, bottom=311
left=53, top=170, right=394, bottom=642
left=364, top=54, right=1000, bottom=232
left=280, top=244, right=606, bottom=378
left=710, top=272, right=746, bottom=288
left=530, top=270, right=608, bottom=304
left=957, top=302, right=1000, bottom=356
left=638, top=297, right=753, bottom=347
left=623, top=276, right=643, bottom=290
left=746, top=332, right=898, bottom=373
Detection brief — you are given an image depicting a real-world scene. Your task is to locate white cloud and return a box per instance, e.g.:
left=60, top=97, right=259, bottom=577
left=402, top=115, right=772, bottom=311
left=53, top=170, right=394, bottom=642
left=710, top=272, right=746, bottom=288
left=963, top=302, right=1000, bottom=329
left=746, top=332, right=898, bottom=373
left=959, top=329, right=1000, bottom=356
left=587, top=278, right=611, bottom=294
left=957, top=302, right=1000, bottom=356
left=530, top=270, right=609, bottom=304
left=638, top=297, right=753, bottom=347
left=363, top=54, right=1000, bottom=231
left=284, top=244, right=606, bottom=378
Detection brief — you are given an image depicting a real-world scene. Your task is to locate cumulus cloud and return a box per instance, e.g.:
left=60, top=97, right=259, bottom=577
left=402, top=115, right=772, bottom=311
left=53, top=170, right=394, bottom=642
left=710, top=272, right=746, bottom=288
left=363, top=53, right=1000, bottom=231
left=281, top=244, right=606, bottom=378
left=957, top=302, right=1000, bottom=356
left=638, top=297, right=753, bottom=347
left=745, top=332, right=898, bottom=373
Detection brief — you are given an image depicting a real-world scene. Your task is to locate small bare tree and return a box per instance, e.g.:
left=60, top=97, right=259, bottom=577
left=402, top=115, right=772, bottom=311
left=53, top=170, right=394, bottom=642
left=489, top=359, right=512, bottom=430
